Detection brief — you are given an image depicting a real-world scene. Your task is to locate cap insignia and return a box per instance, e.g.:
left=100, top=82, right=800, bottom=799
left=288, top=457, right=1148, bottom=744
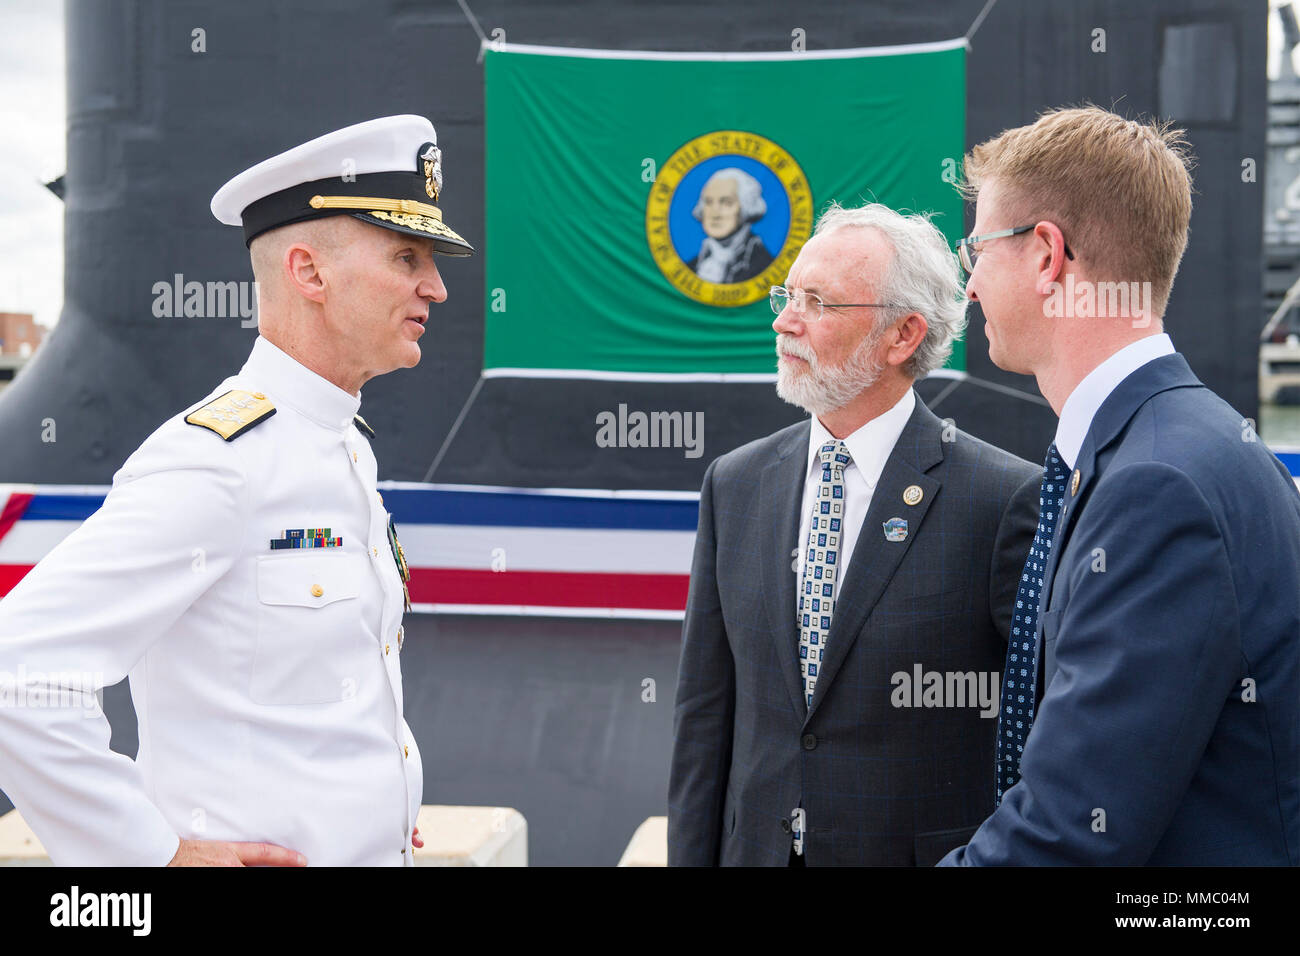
left=419, top=142, right=442, bottom=200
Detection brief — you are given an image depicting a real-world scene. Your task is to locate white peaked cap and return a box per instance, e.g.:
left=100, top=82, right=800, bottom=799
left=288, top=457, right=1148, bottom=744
left=209, top=114, right=472, bottom=255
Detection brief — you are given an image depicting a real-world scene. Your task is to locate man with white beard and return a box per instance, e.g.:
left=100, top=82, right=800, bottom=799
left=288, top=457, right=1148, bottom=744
left=668, top=201, right=1042, bottom=866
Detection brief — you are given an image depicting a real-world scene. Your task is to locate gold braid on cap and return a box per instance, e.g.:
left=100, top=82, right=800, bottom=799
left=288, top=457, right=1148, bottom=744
left=308, top=195, right=443, bottom=221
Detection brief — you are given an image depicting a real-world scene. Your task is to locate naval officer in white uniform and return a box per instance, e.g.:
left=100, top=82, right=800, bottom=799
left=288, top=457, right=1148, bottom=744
left=0, top=115, right=473, bottom=866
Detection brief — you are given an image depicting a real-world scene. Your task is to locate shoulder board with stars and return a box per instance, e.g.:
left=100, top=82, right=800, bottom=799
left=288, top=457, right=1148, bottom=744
left=185, top=389, right=276, bottom=441
left=353, top=414, right=375, bottom=439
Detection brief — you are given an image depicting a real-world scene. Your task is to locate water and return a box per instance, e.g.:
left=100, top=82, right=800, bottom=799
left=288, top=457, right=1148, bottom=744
left=1261, top=403, right=1300, bottom=447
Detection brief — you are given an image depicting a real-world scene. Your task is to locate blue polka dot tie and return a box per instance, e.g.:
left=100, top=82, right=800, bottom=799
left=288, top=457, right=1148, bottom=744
left=995, top=442, right=1070, bottom=805
left=792, top=439, right=850, bottom=856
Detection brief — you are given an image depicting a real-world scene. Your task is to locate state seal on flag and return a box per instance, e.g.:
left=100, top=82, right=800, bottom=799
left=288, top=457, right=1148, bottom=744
left=645, top=130, right=813, bottom=308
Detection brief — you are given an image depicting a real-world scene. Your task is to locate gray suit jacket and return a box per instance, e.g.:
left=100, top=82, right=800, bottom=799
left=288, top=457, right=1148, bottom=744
left=668, top=393, right=1040, bottom=865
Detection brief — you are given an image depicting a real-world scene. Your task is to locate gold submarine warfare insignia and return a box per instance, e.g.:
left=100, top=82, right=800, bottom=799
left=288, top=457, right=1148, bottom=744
left=388, top=517, right=412, bottom=612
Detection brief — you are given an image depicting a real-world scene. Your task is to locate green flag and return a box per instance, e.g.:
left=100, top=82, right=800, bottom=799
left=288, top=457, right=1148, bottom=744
left=483, top=40, right=967, bottom=379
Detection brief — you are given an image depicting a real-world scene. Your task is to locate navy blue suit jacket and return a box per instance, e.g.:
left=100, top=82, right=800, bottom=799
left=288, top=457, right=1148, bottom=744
left=941, top=353, right=1300, bottom=865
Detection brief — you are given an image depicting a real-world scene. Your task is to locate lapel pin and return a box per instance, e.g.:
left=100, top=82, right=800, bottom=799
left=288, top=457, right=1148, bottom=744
left=883, top=517, right=908, bottom=542
left=1071, top=469, right=1081, bottom=496
left=902, top=484, right=923, bottom=506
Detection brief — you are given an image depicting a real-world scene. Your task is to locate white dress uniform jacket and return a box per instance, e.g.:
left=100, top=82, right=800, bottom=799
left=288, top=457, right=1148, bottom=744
left=0, top=335, right=422, bottom=866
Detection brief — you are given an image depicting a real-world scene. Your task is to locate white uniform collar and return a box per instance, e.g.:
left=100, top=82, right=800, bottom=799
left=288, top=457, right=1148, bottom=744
left=240, top=335, right=362, bottom=433
left=1054, top=332, right=1175, bottom=469
left=807, top=387, right=916, bottom=488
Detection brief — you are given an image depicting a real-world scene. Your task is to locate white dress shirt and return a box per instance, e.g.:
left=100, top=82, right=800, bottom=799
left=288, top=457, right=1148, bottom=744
left=795, top=388, right=916, bottom=616
left=0, top=335, right=422, bottom=866
left=1053, top=333, right=1176, bottom=469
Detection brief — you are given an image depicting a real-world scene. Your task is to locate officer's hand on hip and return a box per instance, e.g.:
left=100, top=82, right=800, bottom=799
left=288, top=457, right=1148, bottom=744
left=412, top=826, right=423, bottom=849
left=167, top=838, right=307, bottom=867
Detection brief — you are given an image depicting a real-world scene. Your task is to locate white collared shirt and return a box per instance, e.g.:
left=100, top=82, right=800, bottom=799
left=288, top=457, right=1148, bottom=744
left=795, top=388, right=916, bottom=615
left=1054, top=333, right=1176, bottom=469
left=0, top=334, right=421, bottom=866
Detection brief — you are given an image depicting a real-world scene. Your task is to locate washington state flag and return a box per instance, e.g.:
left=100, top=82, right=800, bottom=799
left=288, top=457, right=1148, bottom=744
left=483, top=39, right=967, bottom=379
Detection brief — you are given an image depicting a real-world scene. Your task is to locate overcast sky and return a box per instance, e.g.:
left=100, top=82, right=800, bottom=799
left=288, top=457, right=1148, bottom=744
left=0, top=0, right=64, bottom=330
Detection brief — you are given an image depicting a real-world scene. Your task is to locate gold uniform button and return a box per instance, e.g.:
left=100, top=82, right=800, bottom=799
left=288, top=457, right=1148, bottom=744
left=385, top=644, right=391, bottom=655
left=353, top=451, right=358, bottom=462
left=311, top=584, right=324, bottom=598
left=252, top=391, right=266, bottom=400
left=404, top=745, right=409, bottom=758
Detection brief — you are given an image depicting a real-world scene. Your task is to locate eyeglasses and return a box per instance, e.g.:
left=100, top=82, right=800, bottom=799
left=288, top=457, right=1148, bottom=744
left=955, top=225, right=1074, bottom=275
left=770, top=285, right=906, bottom=322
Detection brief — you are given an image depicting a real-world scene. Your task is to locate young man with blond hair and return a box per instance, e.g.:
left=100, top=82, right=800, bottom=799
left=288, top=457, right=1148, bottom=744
left=940, top=106, right=1300, bottom=865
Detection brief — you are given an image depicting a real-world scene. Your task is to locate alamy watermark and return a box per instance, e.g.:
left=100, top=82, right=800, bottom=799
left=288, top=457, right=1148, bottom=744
left=595, top=404, right=704, bottom=459
left=152, top=274, right=258, bottom=327
left=0, top=665, right=103, bottom=715
left=890, top=664, right=1000, bottom=718
left=1043, top=274, right=1153, bottom=327
left=50, top=886, right=150, bottom=935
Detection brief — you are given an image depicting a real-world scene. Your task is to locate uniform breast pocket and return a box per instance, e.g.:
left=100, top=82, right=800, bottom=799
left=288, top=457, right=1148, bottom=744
left=252, top=551, right=371, bottom=705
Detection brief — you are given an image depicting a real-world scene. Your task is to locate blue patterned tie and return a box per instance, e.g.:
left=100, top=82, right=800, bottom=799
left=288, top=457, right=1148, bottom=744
left=798, top=440, right=851, bottom=708
left=792, top=439, right=850, bottom=856
left=995, top=442, right=1070, bottom=805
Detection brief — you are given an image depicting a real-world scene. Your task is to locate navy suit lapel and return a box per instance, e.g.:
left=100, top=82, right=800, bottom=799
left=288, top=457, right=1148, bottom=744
left=806, top=396, right=945, bottom=722
left=760, top=421, right=814, bottom=720
left=1039, top=352, right=1205, bottom=610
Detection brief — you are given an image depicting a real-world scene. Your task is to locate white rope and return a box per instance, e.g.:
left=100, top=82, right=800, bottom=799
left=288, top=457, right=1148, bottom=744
left=965, top=0, right=1000, bottom=44
left=423, top=375, right=485, bottom=482
left=454, top=0, right=487, bottom=44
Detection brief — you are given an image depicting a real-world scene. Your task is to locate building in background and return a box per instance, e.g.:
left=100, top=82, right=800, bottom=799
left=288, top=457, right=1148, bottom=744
left=0, top=312, right=44, bottom=393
